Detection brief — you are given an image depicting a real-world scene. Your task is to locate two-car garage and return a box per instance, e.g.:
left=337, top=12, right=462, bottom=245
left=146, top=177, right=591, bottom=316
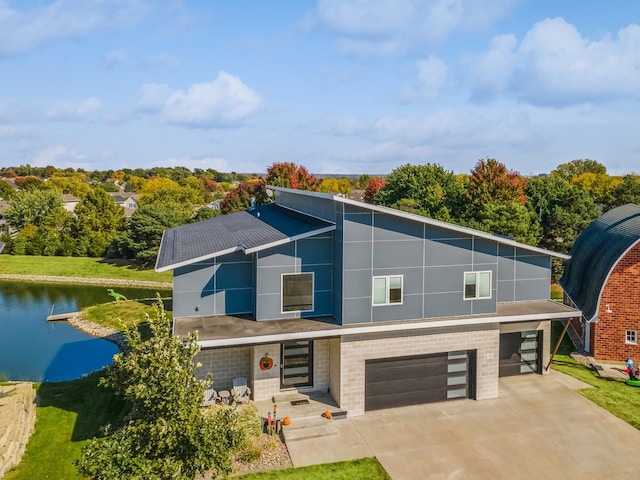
left=364, top=350, right=476, bottom=411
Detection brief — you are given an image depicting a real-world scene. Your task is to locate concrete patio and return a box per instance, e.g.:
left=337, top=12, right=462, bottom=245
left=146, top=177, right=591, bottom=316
left=277, top=372, right=640, bottom=479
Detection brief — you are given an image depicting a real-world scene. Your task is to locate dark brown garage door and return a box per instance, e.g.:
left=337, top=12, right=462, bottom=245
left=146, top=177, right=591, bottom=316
left=365, top=351, right=475, bottom=411
left=499, top=331, right=541, bottom=377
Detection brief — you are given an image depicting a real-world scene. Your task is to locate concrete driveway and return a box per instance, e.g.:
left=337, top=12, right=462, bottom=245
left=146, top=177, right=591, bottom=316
left=285, top=372, right=640, bottom=479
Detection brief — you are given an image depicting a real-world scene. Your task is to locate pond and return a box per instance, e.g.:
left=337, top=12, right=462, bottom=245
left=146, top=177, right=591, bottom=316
left=0, top=280, right=170, bottom=382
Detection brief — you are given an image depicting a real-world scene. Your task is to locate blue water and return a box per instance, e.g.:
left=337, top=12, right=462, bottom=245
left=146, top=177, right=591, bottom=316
left=0, top=280, right=167, bottom=382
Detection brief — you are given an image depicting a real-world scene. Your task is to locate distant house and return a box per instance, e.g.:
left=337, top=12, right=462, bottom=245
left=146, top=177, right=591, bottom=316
left=560, top=204, right=640, bottom=361
left=109, top=192, right=139, bottom=217
left=0, top=200, right=10, bottom=234
left=61, top=194, right=80, bottom=212
left=156, top=186, right=579, bottom=416
left=206, top=199, right=223, bottom=210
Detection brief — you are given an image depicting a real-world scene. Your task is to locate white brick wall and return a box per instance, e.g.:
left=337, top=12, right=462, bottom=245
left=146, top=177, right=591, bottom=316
left=338, top=324, right=501, bottom=416
left=195, top=346, right=250, bottom=391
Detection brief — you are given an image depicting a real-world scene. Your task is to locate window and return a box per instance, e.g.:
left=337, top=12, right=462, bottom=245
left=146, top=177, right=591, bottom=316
left=464, top=271, right=492, bottom=300
left=373, top=275, right=403, bottom=305
left=626, top=330, right=638, bottom=345
left=282, top=273, right=313, bottom=312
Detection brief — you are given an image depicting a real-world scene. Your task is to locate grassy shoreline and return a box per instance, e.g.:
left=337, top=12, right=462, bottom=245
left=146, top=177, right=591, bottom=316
left=0, top=255, right=171, bottom=286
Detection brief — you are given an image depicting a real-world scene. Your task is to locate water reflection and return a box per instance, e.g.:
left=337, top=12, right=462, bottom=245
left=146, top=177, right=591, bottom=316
left=0, top=280, right=170, bottom=382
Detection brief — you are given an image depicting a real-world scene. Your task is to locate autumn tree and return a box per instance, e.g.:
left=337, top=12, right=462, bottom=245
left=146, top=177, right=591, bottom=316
left=363, top=177, right=386, bottom=203
left=551, top=159, right=607, bottom=182
left=318, top=178, right=352, bottom=195
left=375, top=163, right=464, bottom=221
left=77, top=301, right=242, bottom=479
left=220, top=179, right=270, bottom=214
left=466, top=158, right=527, bottom=214
left=265, top=162, right=317, bottom=191
left=571, top=172, right=621, bottom=208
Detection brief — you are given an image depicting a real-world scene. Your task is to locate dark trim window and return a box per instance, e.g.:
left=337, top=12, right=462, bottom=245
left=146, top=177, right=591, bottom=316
left=626, top=330, right=638, bottom=345
left=282, top=273, right=314, bottom=312
left=372, top=275, right=403, bottom=305
left=464, top=271, right=491, bottom=300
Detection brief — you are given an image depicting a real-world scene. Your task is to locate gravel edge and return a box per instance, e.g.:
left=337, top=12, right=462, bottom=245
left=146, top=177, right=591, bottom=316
left=0, top=273, right=172, bottom=289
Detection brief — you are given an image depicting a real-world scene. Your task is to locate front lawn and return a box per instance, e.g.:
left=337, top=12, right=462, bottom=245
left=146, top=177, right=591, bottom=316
left=236, top=457, right=391, bottom=480
left=5, top=374, right=129, bottom=480
left=551, top=355, right=640, bottom=430
left=0, top=255, right=171, bottom=283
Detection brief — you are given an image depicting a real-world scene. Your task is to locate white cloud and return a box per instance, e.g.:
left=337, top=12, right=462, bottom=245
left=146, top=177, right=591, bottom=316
left=312, top=0, right=516, bottom=56
left=137, top=72, right=263, bottom=128
left=0, top=124, right=35, bottom=140
left=32, top=145, right=87, bottom=168
left=46, top=97, right=101, bottom=120
left=466, top=18, right=640, bottom=106
left=407, top=54, right=451, bottom=101
left=0, top=0, right=150, bottom=56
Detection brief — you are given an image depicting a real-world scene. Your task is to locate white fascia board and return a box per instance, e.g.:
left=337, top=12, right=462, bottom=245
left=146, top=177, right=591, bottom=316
left=196, top=308, right=581, bottom=348
left=155, top=246, right=242, bottom=272
left=242, top=225, right=336, bottom=254
left=268, top=185, right=570, bottom=260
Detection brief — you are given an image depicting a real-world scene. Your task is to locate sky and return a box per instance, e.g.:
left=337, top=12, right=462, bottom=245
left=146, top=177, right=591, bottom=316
left=1, top=0, right=640, bottom=177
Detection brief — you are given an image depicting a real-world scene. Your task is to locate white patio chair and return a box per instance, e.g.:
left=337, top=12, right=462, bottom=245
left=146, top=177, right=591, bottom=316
left=232, top=376, right=252, bottom=403
left=201, top=385, right=218, bottom=406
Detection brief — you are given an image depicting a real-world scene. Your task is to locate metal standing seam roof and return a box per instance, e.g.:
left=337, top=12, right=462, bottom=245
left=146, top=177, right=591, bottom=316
left=155, top=203, right=335, bottom=271
left=559, top=204, right=640, bottom=321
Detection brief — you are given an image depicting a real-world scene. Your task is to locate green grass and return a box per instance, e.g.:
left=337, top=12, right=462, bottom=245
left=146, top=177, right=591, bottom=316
left=551, top=355, right=640, bottom=430
left=82, top=299, right=171, bottom=330
left=0, top=255, right=171, bottom=283
left=236, top=457, right=391, bottom=480
left=5, top=374, right=129, bottom=480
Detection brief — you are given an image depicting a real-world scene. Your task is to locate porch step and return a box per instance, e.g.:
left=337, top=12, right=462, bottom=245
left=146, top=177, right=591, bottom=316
left=272, top=391, right=310, bottom=404
left=282, top=417, right=338, bottom=442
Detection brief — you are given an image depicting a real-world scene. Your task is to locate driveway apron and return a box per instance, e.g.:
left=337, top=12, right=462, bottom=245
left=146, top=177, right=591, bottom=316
left=285, top=372, right=640, bottom=479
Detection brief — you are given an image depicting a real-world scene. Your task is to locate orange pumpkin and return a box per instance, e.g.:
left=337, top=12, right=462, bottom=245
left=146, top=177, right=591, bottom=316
left=282, top=416, right=291, bottom=426
left=259, top=354, right=274, bottom=370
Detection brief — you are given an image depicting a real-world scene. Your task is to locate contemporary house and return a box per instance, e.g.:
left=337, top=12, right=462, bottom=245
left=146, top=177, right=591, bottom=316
left=560, top=204, right=640, bottom=361
left=156, top=187, right=579, bottom=415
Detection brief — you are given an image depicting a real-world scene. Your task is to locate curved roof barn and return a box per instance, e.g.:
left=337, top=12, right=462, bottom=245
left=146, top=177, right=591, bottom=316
left=560, top=204, right=640, bottom=321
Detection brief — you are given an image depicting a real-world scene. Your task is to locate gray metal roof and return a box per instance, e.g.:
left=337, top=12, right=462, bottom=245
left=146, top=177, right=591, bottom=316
left=155, top=203, right=335, bottom=271
left=559, top=204, right=640, bottom=320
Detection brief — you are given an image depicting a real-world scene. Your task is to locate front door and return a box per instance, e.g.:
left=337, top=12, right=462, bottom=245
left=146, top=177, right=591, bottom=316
left=281, top=341, right=313, bottom=389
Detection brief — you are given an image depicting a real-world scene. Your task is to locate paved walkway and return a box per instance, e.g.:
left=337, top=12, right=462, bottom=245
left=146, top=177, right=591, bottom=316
left=284, top=372, right=640, bottom=479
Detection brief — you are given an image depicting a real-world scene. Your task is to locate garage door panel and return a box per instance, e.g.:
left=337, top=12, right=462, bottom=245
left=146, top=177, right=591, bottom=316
left=499, top=331, right=541, bottom=377
left=365, top=351, right=474, bottom=411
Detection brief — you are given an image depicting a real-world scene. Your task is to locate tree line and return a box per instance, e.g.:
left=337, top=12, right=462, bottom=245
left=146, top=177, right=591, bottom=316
left=1, top=159, right=639, bottom=270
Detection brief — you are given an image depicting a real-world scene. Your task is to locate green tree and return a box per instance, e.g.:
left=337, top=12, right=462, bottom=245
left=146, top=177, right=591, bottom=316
left=113, top=205, right=188, bottom=266
left=77, top=301, right=242, bottom=479
left=375, top=163, right=464, bottom=221
left=265, top=162, right=317, bottom=191
left=72, top=189, right=125, bottom=257
left=468, top=202, right=542, bottom=246
left=4, top=189, right=69, bottom=230
left=0, top=179, right=15, bottom=199
left=47, top=173, right=92, bottom=199
left=609, top=174, right=640, bottom=209
left=191, top=207, right=221, bottom=222
left=527, top=175, right=599, bottom=253
left=551, top=159, right=607, bottom=181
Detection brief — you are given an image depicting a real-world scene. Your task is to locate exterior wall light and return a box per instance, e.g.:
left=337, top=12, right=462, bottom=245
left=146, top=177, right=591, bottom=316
left=605, top=304, right=612, bottom=314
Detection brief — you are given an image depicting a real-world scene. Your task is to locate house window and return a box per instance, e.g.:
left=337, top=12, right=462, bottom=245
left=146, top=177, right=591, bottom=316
left=464, top=271, right=492, bottom=300
left=282, top=273, right=313, bottom=312
left=626, top=330, right=638, bottom=345
left=373, top=275, right=403, bottom=305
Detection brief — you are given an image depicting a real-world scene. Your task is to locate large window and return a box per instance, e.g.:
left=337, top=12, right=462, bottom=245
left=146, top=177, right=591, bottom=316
left=373, top=275, right=403, bottom=305
left=464, top=271, right=491, bottom=300
left=282, top=273, right=313, bottom=312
